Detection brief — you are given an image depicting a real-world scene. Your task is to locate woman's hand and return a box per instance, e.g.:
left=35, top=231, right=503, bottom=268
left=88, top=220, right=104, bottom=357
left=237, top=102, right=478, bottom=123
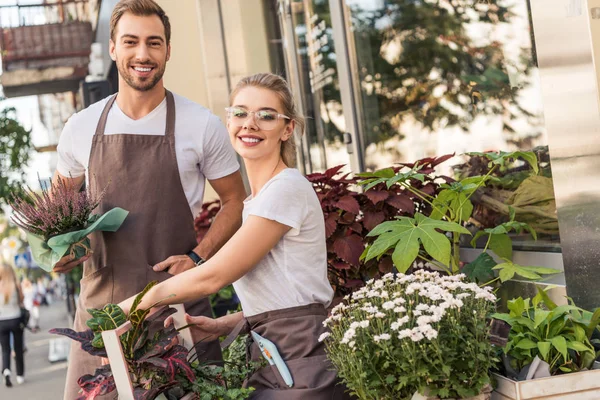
left=165, top=313, right=228, bottom=343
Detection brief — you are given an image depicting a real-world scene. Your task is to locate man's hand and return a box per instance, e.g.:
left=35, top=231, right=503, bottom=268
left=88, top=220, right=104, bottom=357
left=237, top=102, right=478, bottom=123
left=153, top=255, right=195, bottom=275
left=53, top=253, right=91, bottom=274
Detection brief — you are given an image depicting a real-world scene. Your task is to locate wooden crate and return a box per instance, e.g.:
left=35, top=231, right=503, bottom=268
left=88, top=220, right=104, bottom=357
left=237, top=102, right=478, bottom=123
left=102, top=304, right=195, bottom=400
left=491, top=371, right=600, bottom=400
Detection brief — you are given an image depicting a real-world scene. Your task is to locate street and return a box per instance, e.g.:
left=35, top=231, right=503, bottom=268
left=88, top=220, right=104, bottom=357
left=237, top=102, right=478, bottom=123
left=0, top=300, right=71, bottom=399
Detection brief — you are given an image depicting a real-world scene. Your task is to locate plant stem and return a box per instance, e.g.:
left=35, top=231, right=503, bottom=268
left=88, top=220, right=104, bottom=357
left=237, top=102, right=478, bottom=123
left=417, top=254, right=453, bottom=275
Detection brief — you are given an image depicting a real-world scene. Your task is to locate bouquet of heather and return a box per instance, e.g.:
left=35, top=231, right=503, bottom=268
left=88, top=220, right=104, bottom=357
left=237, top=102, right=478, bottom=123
left=9, top=178, right=128, bottom=272
left=321, top=270, right=496, bottom=400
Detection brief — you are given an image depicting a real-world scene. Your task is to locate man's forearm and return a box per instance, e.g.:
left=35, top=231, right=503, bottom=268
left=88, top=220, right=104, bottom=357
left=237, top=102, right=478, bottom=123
left=193, top=199, right=243, bottom=260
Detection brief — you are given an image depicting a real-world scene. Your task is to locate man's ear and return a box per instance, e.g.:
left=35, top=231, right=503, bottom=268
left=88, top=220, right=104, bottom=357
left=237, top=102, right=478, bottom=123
left=109, top=40, right=116, bottom=61
left=166, top=44, right=171, bottom=62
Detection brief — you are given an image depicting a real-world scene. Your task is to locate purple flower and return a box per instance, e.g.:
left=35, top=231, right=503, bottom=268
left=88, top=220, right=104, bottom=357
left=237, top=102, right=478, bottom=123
left=9, top=177, right=107, bottom=240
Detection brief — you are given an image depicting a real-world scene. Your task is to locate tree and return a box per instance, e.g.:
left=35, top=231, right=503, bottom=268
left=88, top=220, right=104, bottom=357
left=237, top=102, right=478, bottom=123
left=0, top=105, right=33, bottom=213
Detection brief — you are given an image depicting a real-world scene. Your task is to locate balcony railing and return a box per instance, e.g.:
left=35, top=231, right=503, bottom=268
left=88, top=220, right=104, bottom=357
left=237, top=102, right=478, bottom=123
left=0, top=0, right=94, bottom=97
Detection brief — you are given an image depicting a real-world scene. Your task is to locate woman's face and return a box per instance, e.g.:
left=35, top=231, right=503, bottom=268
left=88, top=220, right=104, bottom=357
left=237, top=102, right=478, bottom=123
left=227, top=86, right=294, bottom=163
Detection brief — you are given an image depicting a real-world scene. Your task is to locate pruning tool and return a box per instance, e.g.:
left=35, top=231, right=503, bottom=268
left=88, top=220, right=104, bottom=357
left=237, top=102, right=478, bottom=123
left=250, top=330, right=294, bottom=387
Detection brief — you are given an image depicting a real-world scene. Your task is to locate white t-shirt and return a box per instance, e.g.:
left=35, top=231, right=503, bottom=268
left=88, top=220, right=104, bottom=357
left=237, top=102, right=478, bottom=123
left=56, top=93, right=239, bottom=217
left=233, top=168, right=334, bottom=316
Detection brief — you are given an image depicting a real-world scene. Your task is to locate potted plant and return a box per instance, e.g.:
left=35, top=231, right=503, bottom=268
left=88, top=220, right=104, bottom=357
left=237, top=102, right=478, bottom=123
left=321, top=270, right=496, bottom=399
left=9, top=177, right=128, bottom=272
left=490, top=290, right=600, bottom=399
left=306, top=156, right=450, bottom=297
left=50, top=282, right=254, bottom=400
left=358, top=151, right=559, bottom=287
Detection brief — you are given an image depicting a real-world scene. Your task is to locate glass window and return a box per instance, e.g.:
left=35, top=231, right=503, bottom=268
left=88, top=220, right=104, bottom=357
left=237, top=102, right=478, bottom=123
left=342, top=0, right=560, bottom=251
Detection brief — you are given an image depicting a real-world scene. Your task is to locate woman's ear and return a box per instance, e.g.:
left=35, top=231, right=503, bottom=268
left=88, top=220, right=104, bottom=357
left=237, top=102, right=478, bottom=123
left=282, top=120, right=295, bottom=141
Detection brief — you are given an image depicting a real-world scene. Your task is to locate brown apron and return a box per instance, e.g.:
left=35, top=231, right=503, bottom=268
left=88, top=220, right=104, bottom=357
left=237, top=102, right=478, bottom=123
left=63, top=91, right=221, bottom=399
left=223, top=304, right=354, bottom=400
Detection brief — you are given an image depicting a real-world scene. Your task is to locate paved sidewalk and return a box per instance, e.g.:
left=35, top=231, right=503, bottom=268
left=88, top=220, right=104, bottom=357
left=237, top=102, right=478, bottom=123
left=0, top=300, right=72, bottom=399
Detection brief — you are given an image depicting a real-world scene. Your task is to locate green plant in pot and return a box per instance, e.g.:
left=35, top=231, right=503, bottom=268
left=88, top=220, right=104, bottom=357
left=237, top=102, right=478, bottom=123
left=358, top=151, right=559, bottom=288
left=492, top=289, right=600, bottom=379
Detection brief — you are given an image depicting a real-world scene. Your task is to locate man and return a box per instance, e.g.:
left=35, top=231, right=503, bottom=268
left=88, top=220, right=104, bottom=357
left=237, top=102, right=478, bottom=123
left=53, top=1, right=246, bottom=398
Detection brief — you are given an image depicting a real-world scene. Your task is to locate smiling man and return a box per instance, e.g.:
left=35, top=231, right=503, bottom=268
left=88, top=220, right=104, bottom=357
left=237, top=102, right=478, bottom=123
left=53, top=1, right=247, bottom=398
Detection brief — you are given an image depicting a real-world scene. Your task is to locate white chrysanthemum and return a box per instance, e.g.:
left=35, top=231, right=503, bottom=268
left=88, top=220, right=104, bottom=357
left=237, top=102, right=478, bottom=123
left=375, top=312, right=386, bottom=318
left=374, top=333, right=391, bottom=342
left=394, top=306, right=407, bottom=313
left=398, top=329, right=412, bottom=339
left=359, top=320, right=370, bottom=328
left=318, top=332, right=331, bottom=342
left=382, top=301, right=395, bottom=310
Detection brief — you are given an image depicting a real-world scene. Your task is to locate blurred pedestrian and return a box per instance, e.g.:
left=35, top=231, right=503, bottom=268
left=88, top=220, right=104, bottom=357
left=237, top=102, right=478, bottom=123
left=21, top=278, right=39, bottom=332
left=0, top=263, right=25, bottom=387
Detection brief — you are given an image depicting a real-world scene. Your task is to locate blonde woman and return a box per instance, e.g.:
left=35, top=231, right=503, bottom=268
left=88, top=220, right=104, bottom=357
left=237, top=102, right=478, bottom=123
left=0, top=263, right=25, bottom=387
left=122, top=73, right=350, bottom=399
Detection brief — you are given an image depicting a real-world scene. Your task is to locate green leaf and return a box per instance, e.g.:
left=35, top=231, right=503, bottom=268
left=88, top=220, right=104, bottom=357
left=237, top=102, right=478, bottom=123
left=414, top=213, right=470, bottom=234
left=550, top=336, right=568, bottom=360
left=489, top=233, right=512, bottom=260
left=537, top=341, right=551, bottom=360
left=368, top=213, right=467, bottom=272
left=391, top=230, right=421, bottom=273
left=507, top=297, right=526, bottom=317
left=534, top=309, right=550, bottom=328
left=368, top=168, right=395, bottom=179
left=585, top=308, right=600, bottom=339
left=463, top=252, right=497, bottom=283
left=494, top=262, right=516, bottom=282
left=85, top=304, right=127, bottom=349
left=515, top=338, right=538, bottom=350
left=567, top=340, right=593, bottom=353
left=419, top=228, right=452, bottom=267
left=470, top=230, right=488, bottom=248
left=535, top=286, right=557, bottom=310
left=131, top=281, right=158, bottom=314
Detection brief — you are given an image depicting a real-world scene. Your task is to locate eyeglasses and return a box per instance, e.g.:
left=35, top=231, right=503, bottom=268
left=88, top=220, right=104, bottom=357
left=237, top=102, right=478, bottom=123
left=225, top=107, right=290, bottom=130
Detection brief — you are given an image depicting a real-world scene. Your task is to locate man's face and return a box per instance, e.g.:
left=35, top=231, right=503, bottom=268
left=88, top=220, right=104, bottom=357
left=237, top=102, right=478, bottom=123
left=109, top=13, right=170, bottom=92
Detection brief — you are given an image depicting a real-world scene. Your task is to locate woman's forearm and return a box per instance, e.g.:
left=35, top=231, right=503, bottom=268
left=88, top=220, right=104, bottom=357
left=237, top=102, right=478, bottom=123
left=139, top=264, right=221, bottom=310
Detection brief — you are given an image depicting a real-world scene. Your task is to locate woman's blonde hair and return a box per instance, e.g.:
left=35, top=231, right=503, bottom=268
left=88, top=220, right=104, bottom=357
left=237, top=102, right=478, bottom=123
left=229, top=73, right=305, bottom=168
left=0, top=263, right=17, bottom=304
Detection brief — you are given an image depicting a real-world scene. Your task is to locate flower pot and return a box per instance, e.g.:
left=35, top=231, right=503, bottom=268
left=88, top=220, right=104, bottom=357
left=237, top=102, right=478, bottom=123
left=102, top=304, right=196, bottom=400
left=413, top=384, right=492, bottom=400
left=491, top=370, right=600, bottom=399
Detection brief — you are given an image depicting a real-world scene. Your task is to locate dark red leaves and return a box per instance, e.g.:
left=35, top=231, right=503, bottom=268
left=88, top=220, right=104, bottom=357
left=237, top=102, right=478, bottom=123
left=333, top=234, right=364, bottom=267
left=387, top=194, right=415, bottom=214
left=363, top=211, right=386, bottom=231
left=76, top=366, right=115, bottom=400
left=325, top=213, right=339, bottom=239
left=335, top=195, right=360, bottom=214
left=365, top=190, right=390, bottom=205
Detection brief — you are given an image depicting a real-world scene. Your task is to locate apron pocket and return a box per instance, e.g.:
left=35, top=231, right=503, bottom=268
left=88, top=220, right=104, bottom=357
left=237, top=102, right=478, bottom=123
left=146, top=264, right=172, bottom=285
left=79, top=264, right=114, bottom=311
left=248, top=354, right=337, bottom=392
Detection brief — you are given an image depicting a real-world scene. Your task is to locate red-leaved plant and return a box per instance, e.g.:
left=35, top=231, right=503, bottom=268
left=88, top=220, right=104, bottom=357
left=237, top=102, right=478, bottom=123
left=307, top=155, right=453, bottom=297
left=50, top=282, right=195, bottom=400
left=194, top=200, right=221, bottom=243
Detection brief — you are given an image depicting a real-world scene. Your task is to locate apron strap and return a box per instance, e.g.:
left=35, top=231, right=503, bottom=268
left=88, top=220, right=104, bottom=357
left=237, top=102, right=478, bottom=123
left=93, top=90, right=175, bottom=138
left=165, top=90, right=176, bottom=139
left=94, top=94, right=118, bottom=137
left=220, top=317, right=250, bottom=349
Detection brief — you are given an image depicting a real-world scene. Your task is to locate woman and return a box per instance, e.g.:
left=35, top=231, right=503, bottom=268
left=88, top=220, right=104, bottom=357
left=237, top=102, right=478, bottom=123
left=0, top=263, right=25, bottom=387
left=122, top=73, right=350, bottom=399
